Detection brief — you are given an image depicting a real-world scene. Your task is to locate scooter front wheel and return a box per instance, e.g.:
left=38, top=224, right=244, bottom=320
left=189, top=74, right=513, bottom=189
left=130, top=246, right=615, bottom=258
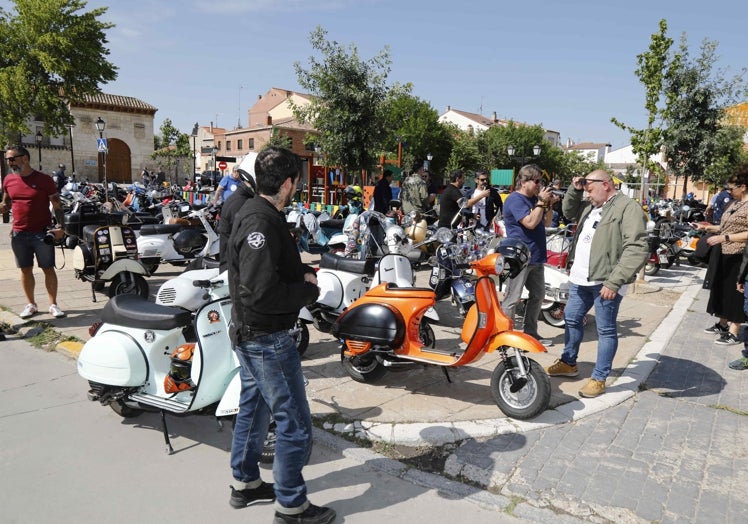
left=490, top=355, right=550, bottom=420
left=542, top=303, right=566, bottom=328
left=341, top=354, right=387, bottom=383
left=290, top=320, right=310, bottom=357
left=108, top=273, right=149, bottom=299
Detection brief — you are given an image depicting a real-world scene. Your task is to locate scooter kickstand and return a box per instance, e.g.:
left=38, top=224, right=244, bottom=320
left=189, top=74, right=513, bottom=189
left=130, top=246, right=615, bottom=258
left=441, top=367, right=453, bottom=383
left=90, top=282, right=97, bottom=303
left=161, top=410, right=174, bottom=455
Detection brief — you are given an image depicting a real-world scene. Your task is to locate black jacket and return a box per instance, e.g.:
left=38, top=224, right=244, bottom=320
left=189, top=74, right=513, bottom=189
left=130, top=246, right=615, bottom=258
left=227, top=196, right=319, bottom=339
left=218, top=183, right=255, bottom=272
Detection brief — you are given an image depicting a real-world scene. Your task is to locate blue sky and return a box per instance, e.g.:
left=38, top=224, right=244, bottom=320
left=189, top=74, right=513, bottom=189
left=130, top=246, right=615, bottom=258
left=9, top=0, right=748, bottom=150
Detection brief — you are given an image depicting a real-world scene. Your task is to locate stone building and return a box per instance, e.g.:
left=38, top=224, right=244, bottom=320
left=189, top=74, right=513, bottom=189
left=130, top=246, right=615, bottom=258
left=15, top=93, right=157, bottom=184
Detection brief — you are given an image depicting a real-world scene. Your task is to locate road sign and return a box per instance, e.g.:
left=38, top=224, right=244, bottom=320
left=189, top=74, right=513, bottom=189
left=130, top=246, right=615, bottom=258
left=96, top=138, right=108, bottom=153
left=217, top=161, right=227, bottom=170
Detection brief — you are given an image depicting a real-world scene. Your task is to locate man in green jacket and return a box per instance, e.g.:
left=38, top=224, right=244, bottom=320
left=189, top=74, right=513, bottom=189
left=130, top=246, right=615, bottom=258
left=546, top=170, right=648, bottom=398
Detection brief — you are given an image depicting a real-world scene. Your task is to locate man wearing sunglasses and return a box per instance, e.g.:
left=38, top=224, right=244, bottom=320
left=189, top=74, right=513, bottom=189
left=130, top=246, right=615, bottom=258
left=1, top=146, right=66, bottom=319
left=546, top=170, right=648, bottom=398
left=502, top=164, right=559, bottom=346
left=471, top=171, right=503, bottom=231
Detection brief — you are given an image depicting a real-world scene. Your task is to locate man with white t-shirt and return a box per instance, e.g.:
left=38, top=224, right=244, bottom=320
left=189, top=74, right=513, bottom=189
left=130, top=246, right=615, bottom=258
left=545, top=170, right=648, bottom=398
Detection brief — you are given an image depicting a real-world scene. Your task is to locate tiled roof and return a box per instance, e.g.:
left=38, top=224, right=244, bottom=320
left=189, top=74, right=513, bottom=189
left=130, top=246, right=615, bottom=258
left=565, top=142, right=611, bottom=150
left=71, top=92, right=158, bottom=113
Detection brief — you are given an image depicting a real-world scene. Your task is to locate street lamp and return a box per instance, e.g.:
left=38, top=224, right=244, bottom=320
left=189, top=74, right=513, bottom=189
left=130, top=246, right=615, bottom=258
left=95, top=117, right=108, bottom=201
left=35, top=130, right=42, bottom=171
left=191, top=122, right=199, bottom=182
left=507, top=144, right=541, bottom=167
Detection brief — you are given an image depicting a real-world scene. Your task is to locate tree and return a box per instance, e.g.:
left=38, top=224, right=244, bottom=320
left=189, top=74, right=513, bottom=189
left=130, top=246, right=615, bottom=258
left=152, top=118, right=191, bottom=184
left=382, top=92, right=452, bottom=175
left=443, top=125, right=481, bottom=175
left=478, top=122, right=565, bottom=180
left=611, top=19, right=672, bottom=200
left=0, top=0, right=117, bottom=142
left=292, top=26, right=407, bottom=178
left=264, top=129, right=293, bottom=150
left=661, top=35, right=747, bottom=196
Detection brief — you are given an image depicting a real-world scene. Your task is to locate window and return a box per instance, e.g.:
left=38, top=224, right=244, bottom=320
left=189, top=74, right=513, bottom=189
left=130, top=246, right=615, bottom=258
left=217, top=141, right=222, bottom=151
left=237, top=139, right=243, bottom=150
left=226, top=140, right=232, bottom=151
left=249, top=138, right=255, bottom=150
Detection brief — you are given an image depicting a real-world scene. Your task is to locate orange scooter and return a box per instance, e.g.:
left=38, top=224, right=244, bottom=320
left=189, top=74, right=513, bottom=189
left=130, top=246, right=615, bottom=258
left=331, top=237, right=551, bottom=420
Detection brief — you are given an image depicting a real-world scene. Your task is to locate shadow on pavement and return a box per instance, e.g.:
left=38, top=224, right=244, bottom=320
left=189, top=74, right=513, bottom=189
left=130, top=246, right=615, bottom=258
left=645, top=354, right=727, bottom=397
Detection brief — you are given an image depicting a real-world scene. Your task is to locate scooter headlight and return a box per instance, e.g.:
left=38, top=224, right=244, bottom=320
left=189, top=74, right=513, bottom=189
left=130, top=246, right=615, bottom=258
left=435, top=227, right=454, bottom=244
left=493, top=253, right=505, bottom=275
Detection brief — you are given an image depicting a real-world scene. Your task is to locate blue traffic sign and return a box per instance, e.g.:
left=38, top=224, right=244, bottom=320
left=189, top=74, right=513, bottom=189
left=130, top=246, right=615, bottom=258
left=97, top=138, right=108, bottom=153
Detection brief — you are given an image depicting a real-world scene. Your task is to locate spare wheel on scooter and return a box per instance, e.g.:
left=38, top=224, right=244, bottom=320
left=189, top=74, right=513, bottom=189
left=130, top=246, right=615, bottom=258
left=108, top=272, right=150, bottom=299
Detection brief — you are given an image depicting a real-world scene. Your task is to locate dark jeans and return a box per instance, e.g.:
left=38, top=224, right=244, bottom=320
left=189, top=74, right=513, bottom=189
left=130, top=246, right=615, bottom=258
left=230, top=331, right=312, bottom=510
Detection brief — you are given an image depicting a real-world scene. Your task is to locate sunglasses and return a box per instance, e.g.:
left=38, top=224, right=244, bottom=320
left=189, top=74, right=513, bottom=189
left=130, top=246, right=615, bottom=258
left=478, top=178, right=488, bottom=182
left=4, top=154, right=25, bottom=161
left=581, top=178, right=606, bottom=186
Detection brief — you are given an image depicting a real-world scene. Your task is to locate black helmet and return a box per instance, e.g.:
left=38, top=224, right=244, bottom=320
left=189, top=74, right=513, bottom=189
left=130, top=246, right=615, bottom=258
left=497, top=238, right=530, bottom=279
left=58, top=163, right=65, bottom=169
left=172, top=228, right=206, bottom=256
left=237, top=168, right=256, bottom=191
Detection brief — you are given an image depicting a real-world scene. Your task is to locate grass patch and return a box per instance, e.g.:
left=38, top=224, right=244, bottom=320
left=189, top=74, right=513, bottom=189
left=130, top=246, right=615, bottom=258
left=709, top=404, right=748, bottom=416
left=24, top=321, right=82, bottom=352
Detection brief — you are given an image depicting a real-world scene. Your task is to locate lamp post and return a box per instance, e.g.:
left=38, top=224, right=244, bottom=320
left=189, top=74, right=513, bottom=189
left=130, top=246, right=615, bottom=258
left=68, top=124, right=76, bottom=174
left=507, top=144, right=541, bottom=167
left=191, top=122, right=198, bottom=182
left=95, top=117, right=108, bottom=201
left=35, top=130, right=42, bottom=171
left=424, top=152, right=433, bottom=171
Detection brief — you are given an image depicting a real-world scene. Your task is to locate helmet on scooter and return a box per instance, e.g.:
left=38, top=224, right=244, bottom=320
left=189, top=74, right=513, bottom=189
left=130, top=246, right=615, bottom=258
left=497, top=238, right=530, bottom=279
left=172, top=228, right=206, bottom=256
left=237, top=168, right=256, bottom=191
left=344, top=185, right=363, bottom=201
left=164, top=344, right=195, bottom=393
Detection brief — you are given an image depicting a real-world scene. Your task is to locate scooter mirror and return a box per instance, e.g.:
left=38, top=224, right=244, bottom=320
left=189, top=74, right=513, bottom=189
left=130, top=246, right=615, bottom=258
left=435, top=227, right=454, bottom=244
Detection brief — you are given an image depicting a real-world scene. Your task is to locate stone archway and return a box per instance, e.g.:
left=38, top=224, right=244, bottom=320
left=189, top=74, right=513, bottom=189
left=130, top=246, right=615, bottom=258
left=98, top=138, right=132, bottom=184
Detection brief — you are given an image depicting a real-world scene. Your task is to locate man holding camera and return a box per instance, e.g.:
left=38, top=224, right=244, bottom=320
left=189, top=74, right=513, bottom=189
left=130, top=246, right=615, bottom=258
left=1, top=146, right=66, bottom=319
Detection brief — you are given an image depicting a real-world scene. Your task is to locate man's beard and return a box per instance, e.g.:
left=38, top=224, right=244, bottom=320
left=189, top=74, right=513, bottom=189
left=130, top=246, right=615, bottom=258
left=9, top=165, right=20, bottom=173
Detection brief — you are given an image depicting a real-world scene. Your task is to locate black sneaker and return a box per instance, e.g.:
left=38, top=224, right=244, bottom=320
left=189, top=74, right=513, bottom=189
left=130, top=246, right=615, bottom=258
left=704, top=322, right=729, bottom=334
left=715, top=333, right=741, bottom=346
left=274, top=503, right=336, bottom=524
left=229, top=482, right=275, bottom=509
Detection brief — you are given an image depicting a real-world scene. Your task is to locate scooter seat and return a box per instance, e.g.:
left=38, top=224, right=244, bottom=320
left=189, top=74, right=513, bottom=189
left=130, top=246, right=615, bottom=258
left=319, top=252, right=376, bottom=275
left=319, top=218, right=345, bottom=229
left=138, top=223, right=191, bottom=236
left=102, top=294, right=193, bottom=330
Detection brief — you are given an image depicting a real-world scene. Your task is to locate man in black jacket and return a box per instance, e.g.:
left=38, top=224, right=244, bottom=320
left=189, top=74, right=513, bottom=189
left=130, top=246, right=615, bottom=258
left=226, top=147, right=334, bottom=524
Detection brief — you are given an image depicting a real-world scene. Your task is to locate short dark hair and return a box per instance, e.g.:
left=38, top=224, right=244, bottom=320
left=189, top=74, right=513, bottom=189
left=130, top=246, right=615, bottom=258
left=6, top=145, right=30, bottom=158
left=449, top=169, right=464, bottom=183
left=515, top=164, right=543, bottom=189
left=254, top=146, right=300, bottom=196
left=383, top=169, right=393, bottom=178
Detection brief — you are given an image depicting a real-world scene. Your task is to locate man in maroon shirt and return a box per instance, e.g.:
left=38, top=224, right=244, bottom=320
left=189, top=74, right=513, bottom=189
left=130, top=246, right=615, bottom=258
left=0, top=146, right=66, bottom=319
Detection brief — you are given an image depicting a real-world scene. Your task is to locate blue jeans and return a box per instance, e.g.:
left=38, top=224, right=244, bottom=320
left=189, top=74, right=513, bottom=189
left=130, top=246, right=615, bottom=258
left=230, top=331, right=312, bottom=510
left=561, top=283, right=623, bottom=381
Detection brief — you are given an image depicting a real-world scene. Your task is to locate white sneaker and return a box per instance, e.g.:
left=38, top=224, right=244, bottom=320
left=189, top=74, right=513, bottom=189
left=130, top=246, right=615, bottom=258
left=19, top=303, right=38, bottom=319
left=49, top=304, right=66, bottom=318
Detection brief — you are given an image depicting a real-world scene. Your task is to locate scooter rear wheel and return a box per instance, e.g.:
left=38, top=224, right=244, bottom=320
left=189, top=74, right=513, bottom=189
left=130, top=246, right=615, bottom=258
left=290, top=320, right=310, bottom=356
left=490, top=355, right=550, bottom=420
left=341, top=354, right=387, bottom=383
left=542, top=303, right=566, bottom=328
left=108, top=273, right=149, bottom=299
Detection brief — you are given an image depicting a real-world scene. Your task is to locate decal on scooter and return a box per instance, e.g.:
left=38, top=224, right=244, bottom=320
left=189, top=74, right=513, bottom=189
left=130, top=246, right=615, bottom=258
left=144, top=330, right=155, bottom=343
left=202, top=330, right=222, bottom=338
left=207, top=310, right=220, bottom=323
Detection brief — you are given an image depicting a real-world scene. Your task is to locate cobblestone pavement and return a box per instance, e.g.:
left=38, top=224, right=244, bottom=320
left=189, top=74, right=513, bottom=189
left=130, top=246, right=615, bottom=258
left=445, top=287, right=748, bottom=523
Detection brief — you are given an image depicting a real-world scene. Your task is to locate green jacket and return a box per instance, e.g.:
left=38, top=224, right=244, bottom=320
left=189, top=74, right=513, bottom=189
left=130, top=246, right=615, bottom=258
left=563, top=187, right=648, bottom=292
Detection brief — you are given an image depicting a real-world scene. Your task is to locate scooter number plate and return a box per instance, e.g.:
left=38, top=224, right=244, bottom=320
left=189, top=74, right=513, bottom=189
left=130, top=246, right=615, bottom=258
left=658, top=254, right=669, bottom=264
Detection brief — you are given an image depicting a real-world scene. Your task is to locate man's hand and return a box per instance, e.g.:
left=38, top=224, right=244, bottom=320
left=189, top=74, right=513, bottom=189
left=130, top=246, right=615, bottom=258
left=571, top=176, right=585, bottom=191
left=304, top=272, right=318, bottom=286
left=600, top=286, right=617, bottom=300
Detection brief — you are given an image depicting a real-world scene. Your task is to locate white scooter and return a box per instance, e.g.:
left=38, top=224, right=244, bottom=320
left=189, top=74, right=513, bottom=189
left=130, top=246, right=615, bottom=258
left=136, top=203, right=220, bottom=273
left=306, top=222, right=439, bottom=333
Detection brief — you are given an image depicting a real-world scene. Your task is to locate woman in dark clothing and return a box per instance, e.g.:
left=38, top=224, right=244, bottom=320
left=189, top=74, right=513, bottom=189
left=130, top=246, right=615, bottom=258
left=697, top=167, right=748, bottom=345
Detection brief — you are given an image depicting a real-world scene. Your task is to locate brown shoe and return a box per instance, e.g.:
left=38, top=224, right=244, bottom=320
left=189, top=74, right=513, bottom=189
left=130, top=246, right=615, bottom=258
left=579, top=379, right=606, bottom=398
left=546, top=359, right=579, bottom=377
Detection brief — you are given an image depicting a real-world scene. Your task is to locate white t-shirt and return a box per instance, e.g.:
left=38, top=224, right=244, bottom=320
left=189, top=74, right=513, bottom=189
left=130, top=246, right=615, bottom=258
left=569, top=206, right=603, bottom=286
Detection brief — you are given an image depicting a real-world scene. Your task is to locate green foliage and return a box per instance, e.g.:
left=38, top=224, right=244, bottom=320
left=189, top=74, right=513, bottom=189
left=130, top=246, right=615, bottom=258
left=0, top=0, right=118, bottom=142
left=382, top=92, right=452, bottom=174
left=292, top=26, right=406, bottom=175
left=611, top=19, right=671, bottom=173
left=443, top=125, right=481, bottom=175
left=151, top=118, right=191, bottom=180
left=264, top=129, right=293, bottom=150
left=662, top=36, right=748, bottom=194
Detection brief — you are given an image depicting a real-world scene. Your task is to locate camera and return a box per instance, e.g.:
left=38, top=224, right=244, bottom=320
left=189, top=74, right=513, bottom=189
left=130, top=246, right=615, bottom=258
left=551, top=190, right=566, bottom=198
left=43, top=228, right=69, bottom=247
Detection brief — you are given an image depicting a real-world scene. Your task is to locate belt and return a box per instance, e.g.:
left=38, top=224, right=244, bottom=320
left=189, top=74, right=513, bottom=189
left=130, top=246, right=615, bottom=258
left=238, top=325, right=273, bottom=341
